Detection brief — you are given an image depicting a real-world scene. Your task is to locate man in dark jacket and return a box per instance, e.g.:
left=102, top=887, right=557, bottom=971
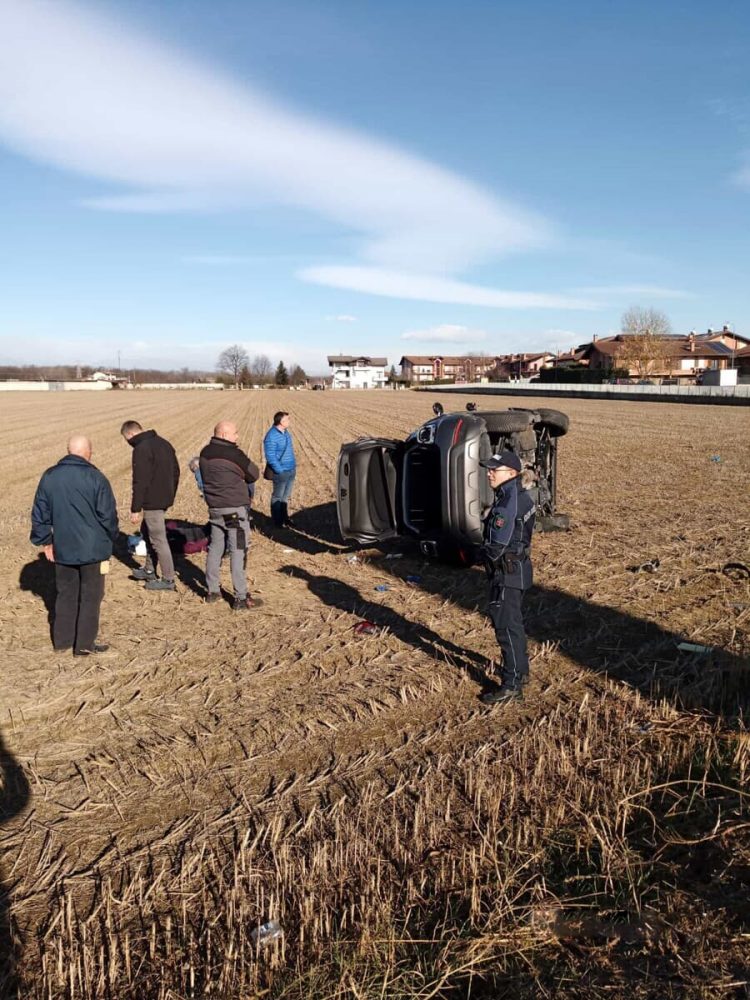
left=199, top=420, right=263, bottom=611
left=30, top=434, right=118, bottom=655
left=478, top=451, right=536, bottom=705
left=121, top=420, right=180, bottom=591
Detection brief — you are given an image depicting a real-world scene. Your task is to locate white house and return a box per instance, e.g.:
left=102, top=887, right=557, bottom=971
left=327, top=355, right=388, bottom=389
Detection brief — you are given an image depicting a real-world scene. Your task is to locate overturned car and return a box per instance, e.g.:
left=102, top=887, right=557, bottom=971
left=337, top=402, right=569, bottom=563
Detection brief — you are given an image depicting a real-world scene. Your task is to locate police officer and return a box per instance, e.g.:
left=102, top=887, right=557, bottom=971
left=479, top=450, right=535, bottom=704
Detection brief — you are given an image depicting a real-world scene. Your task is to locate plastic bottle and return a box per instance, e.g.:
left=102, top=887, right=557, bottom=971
left=250, top=919, right=283, bottom=946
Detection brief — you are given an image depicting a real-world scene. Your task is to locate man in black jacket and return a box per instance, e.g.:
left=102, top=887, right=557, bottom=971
left=199, top=420, right=262, bottom=611
left=31, top=434, right=118, bottom=655
left=121, top=420, right=180, bottom=591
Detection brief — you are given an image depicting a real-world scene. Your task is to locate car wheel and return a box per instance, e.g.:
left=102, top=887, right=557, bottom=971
left=534, top=409, right=569, bottom=437
left=481, top=411, right=535, bottom=435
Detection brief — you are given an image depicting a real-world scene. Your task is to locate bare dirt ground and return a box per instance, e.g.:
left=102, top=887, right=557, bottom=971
left=0, top=389, right=748, bottom=998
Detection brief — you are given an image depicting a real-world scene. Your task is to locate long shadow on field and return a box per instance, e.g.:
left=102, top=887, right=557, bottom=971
left=18, top=555, right=55, bottom=642
left=281, top=566, right=492, bottom=689
left=272, top=502, right=749, bottom=718
left=254, top=505, right=359, bottom=556
left=368, top=556, right=750, bottom=719
left=111, top=530, right=140, bottom=572
left=0, top=730, right=30, bottom=998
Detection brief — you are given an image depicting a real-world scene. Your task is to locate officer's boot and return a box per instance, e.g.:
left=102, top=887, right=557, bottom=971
left=480, top=671, right=526, bottom=705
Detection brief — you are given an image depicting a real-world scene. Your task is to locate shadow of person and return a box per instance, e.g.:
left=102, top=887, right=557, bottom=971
left=0, top=729, right=30, bottom=998
left=363, top=558, right=750, bottom=720
left=253, top=505, right=359, bottom=557
left=18, top=555, right=55, bottom=642
left=111, top=529, right=140, bottom=572
left=280, top=565, right=492, bottom=688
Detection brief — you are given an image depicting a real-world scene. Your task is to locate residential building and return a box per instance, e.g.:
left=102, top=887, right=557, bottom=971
left=327, top=355, right=387, bottom=389
left=399, top=355, right=498, bottom=383
left=582, top=327, right=749, bottom=380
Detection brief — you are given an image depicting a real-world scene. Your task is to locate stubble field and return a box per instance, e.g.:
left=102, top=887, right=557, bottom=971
left=0, top=388, right=748, bottom=999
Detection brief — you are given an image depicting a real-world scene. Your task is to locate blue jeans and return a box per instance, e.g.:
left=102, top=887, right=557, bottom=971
left=271, top=469, right=296, bottom=526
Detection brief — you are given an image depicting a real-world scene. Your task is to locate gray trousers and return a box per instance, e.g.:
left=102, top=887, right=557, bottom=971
left=206, top=506, right=251, bottom=599
left=141, top=509, right=175, bottom=581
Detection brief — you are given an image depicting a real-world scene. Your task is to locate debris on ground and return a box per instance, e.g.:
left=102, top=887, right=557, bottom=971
left=723, top=562, right=750, bottom=582
left=374, top=584, right=390, bottom=592
left=406, top=574, right=422, bottom=585
left=677, top=642, right=713, bottom=655
left=353, top=620, right=379, bottom=636
left=627, top=558, right=660, bottom=573
left=250, top=919, right=283, bottom=946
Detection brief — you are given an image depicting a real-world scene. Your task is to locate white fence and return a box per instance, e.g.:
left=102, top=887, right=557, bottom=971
left=133, top=382, right=224, bottom=390
left=0, top=380, right=113, bottom=392
left=424, top=382, right=750, bottom=406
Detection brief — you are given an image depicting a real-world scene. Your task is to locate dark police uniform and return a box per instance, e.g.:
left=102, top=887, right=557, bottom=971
left=481, top=477, right=535, bottom=689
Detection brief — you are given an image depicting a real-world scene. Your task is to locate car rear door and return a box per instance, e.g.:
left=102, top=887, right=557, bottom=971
left=337, top=439, right=404, bottom=544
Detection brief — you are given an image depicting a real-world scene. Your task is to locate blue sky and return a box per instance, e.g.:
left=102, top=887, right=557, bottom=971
left=1, top=0, right=749, bottom=374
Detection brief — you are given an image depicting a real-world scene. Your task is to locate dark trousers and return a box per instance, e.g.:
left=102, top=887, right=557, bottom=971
left=488, top=582, right=529, bottom=683
left=54, top=563, right=105, bottom=653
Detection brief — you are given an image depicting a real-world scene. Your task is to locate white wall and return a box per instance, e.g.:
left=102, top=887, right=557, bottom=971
left=0, top=380, right=112, bottom=391
left=330, top=365, right=386, bottom=389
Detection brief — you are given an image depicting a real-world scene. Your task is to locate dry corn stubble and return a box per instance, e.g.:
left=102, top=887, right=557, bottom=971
left=0, top=389, right=747, bottom=998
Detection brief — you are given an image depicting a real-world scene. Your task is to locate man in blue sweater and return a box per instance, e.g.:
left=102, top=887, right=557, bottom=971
left=263, top=411, right=297, bottom=528
left=30, top=434, right=118, bottom=655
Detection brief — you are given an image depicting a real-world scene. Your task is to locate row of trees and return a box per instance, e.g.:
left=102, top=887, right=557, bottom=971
left=216, top=345, right=307, bottom=388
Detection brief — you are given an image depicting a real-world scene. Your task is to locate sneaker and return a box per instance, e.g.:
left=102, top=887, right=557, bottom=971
left=480, top=675, right=527, bottom=705
left=205, top=592, right=222, bottom=604
left=131, top=567, right=156, bottom=581
left=232, top=596, right=264, bottom=611
left=74, top=642, right=111, bottom=657
left=283, top=518, right=297, bottom=529
left=144, top=578, right=176, bottom=592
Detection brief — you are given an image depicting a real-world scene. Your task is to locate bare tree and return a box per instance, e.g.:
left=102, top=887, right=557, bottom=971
left=251, top=354, right=273, bottom=385
left=216, top=344, right=249, bottom=388
left=619, top=307, right=672, bottom=377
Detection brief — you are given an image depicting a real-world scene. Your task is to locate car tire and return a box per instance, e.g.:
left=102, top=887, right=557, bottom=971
left=481, top=411, right=535, bottom=434
left=534, top=408, right=569, bottom=437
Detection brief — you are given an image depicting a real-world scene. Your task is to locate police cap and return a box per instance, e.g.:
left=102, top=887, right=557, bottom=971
left=479, top=450, right=522, bottom=472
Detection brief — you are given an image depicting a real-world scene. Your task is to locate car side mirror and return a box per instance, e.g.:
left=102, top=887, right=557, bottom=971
left=432, top=402, right=444, bottom=416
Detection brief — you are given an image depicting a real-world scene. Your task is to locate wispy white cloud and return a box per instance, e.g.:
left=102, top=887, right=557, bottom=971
left=300, top=266, right=598, bottom=310
left=0, top=0, right=551, bottom=288
left=573, top=284, right=691, bottom=299
left=325, top=314, right=358, bottom=323
left=401, top=324, right=487, bottom=344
